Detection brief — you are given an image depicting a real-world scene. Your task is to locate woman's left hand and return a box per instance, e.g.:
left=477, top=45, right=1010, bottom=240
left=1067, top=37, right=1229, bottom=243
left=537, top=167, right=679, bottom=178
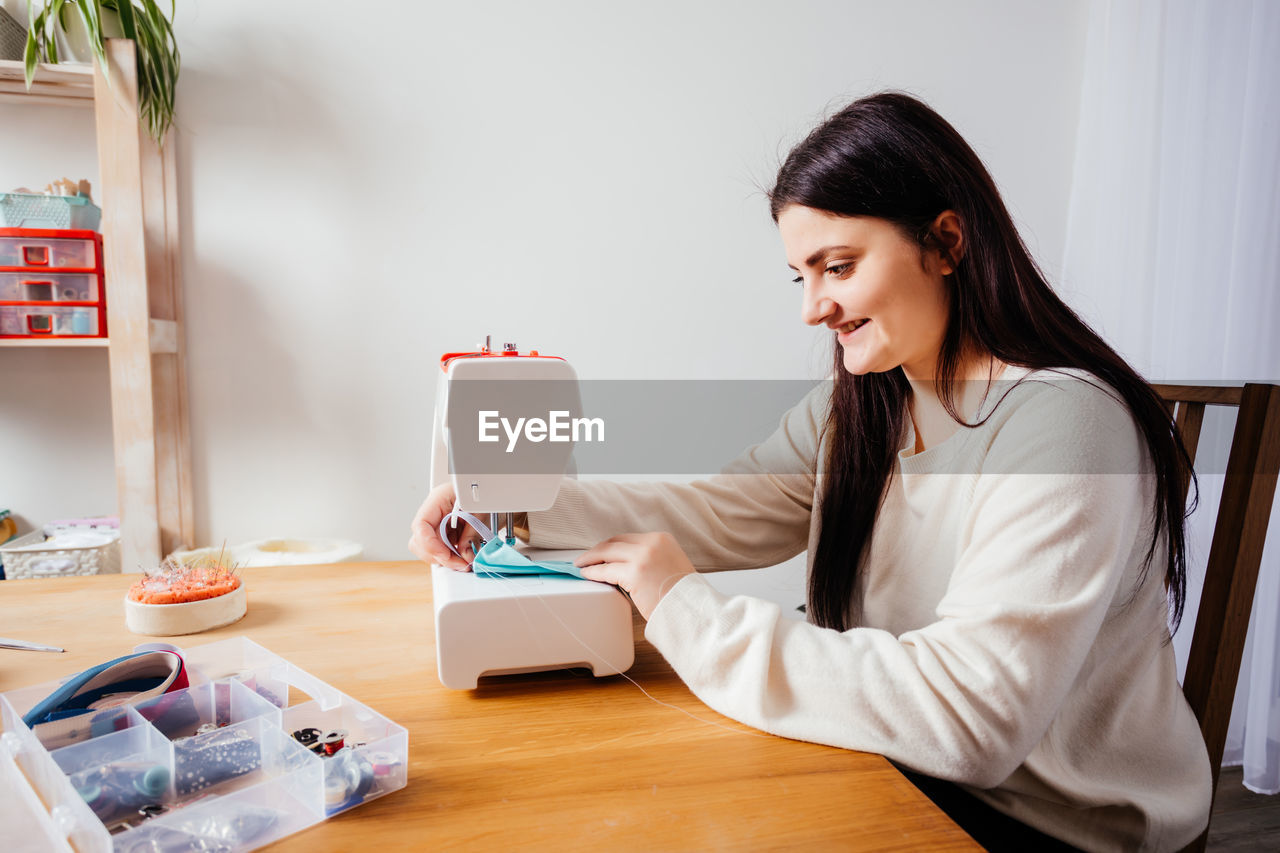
left=575, top=532, right=695, bottom=620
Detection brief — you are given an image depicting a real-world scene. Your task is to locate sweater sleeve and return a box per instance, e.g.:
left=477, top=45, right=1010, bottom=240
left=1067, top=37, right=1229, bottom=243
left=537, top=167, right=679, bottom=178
left=644, top=381, right=1155, bottom=788
left=525, top=383, right=827, bottom=571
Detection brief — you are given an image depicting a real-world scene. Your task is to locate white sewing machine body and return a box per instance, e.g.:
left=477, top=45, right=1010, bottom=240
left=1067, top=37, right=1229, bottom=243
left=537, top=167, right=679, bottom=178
left=429, top=342, right=635, bottom=689
left=431, top=553, right=634, bottom=689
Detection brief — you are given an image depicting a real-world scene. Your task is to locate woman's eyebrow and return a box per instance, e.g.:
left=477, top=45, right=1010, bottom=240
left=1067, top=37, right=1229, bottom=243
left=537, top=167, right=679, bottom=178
left=788, top=245, right=856, bottom=270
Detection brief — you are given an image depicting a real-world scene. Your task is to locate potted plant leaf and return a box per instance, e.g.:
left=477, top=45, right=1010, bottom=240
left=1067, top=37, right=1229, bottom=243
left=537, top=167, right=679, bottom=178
left=22, top=1, right=180, bottom=143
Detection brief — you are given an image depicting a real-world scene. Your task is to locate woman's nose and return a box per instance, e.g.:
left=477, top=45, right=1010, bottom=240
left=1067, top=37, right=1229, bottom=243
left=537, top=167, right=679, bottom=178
left=800, top=280, right=836, bottom=326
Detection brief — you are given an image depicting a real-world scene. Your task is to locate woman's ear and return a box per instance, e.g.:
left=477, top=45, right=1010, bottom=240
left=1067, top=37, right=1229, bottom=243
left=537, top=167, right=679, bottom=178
left=931, top=210, right=965, bottom=275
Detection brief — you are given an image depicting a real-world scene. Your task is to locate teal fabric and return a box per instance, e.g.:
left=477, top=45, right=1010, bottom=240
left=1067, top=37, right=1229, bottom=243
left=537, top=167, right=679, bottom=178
left=471, top=537, right=587, bottom=579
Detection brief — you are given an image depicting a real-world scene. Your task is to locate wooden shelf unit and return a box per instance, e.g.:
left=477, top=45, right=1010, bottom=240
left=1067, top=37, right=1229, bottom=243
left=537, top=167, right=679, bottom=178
left=0, top=58, right=94, bottom=107
left=0, top=42, right=193, bottom=572
left=0, top=337, right=109, bottom=347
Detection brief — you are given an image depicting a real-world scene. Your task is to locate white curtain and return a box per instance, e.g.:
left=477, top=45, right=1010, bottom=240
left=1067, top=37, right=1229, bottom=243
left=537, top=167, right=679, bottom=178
left=1062, top=0, right=1280, bottom=794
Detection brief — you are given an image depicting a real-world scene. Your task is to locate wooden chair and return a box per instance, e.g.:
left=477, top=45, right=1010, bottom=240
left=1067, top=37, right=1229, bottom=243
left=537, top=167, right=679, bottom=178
left=1154, top=383, right=1280, bottom=853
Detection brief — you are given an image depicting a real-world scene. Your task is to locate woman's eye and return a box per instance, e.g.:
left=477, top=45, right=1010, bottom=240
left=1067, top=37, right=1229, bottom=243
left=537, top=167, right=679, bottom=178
left=826, top=262, right=853, bottom=277
left=791, top=275, right=804, bottom=286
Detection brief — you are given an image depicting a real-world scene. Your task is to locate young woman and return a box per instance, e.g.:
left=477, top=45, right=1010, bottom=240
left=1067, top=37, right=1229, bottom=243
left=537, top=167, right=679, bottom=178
left=410, top=93, right=1211, bottom=852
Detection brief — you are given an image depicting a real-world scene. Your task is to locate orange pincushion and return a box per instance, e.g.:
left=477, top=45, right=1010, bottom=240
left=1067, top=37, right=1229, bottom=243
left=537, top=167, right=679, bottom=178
left=127, top=561, right=241, bottom=604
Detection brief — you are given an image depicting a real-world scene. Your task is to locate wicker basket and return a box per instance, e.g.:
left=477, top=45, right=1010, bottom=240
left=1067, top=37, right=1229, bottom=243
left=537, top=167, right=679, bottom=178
left=0, top=192, right=102, bottom=230
left=0, top=9, right=25, bottom=63
left=0, top=530, right=122, bottom=578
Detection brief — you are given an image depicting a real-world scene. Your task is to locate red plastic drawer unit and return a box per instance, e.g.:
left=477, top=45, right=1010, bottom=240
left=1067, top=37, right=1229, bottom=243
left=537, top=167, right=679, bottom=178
left=0, top=228, right=107, bottom=339
left=0, top=228, right=102, bottom=272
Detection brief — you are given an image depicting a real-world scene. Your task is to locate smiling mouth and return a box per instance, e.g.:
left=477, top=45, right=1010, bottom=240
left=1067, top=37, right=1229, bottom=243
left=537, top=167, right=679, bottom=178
left=838, top=318, right=870, bottom=336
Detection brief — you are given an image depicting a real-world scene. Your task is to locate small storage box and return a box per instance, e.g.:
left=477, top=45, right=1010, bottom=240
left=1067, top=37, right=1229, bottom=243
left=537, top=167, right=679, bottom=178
left=0, top=229, right=102, bottom=271
left=0, top=304, right=103, bottom=337
left=0, top=530, right=122, bottom=578
left=0, top=637, right=409, bottom=852
left=0, top=193, right=102, bottom=231
left=0, top=272, right=99, bottom=303
left=0, top=228, right=107, bottom=339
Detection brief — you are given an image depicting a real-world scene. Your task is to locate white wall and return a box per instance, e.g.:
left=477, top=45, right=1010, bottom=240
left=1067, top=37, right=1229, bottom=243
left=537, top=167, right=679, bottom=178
left=1, top=0, right=1089, bottom=576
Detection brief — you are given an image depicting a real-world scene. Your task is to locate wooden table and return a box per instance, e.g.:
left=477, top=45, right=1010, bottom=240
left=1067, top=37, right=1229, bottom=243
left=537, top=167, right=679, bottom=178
left=0, top=563, right=977, bottom=850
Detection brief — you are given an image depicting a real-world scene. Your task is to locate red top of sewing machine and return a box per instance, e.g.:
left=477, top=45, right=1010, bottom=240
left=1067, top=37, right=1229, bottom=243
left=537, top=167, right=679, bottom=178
left=439, top=348, right=565, bottom=371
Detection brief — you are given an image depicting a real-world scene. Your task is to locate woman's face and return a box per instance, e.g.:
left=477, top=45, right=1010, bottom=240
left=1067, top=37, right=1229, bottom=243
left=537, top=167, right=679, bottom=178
left=777, top=205, right=955, bottom=381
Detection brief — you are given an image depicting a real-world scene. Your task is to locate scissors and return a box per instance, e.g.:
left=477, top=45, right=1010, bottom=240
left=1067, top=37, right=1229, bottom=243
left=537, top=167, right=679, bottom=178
left=0, top=637, right=64, bottom=653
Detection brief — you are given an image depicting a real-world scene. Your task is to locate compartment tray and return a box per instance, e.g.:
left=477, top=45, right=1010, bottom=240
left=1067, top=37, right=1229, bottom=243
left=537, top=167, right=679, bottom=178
left=0, top=637, right=408, bottom=853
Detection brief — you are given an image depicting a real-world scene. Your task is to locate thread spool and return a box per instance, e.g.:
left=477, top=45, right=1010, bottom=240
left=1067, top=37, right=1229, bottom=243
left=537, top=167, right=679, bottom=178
left=132, top=764, right=169, bottom=800
left=77, top=782, right=108, bottom=814
left=292, top=727, right=322, bottom=748
left=369, top=751, right=400, bottom=777
left=324, top=747, right=375, bottom=805
left=321, top=729, right=347, bottom=756
left=324, top=774, right=350, bottom=807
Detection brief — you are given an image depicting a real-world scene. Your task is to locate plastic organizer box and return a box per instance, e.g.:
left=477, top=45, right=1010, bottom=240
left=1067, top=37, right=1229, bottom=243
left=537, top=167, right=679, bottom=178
left=0, top=637, right=409, bottom=852
left=0, top=229, right=106, bottom=340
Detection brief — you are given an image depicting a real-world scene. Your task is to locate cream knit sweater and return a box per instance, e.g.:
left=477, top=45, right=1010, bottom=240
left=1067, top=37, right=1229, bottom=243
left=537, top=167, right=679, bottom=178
left=528, top=369, right=1211, bottom=852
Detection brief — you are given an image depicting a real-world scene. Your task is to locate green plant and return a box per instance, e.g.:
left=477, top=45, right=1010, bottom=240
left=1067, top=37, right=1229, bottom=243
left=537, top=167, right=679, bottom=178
left=22, top=1, right=180, bottom=143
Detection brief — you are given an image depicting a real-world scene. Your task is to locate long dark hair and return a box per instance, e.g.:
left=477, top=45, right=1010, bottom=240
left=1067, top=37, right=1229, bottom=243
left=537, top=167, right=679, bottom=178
left=769, top=92, right=1194, bottom=632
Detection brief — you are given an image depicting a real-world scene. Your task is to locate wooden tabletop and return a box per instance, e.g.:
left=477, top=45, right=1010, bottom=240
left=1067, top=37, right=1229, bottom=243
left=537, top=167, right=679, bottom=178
left=0, top=562, right=977, bottom=850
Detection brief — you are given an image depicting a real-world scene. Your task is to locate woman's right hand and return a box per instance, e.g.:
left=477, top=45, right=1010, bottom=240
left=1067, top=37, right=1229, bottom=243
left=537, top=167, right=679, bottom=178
left=408, top=483, right=484, bottom=571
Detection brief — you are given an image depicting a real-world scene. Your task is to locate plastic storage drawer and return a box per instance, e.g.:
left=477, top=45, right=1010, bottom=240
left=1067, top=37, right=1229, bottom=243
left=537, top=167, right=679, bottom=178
left=0, top=637, right=409, bottom=853
left=0, top=229, right=101, bottom=271
left=0, top=271, right=99, bottom=303
left=0, top=304, right=102, bottom=337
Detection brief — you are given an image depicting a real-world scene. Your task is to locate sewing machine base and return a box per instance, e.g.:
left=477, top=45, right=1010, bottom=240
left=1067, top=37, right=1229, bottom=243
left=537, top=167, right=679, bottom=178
left=431, top=557, right=635, bottom=689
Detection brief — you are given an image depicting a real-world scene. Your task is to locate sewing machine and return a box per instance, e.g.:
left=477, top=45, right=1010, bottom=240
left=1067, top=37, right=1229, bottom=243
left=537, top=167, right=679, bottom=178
left=429, top=338, right=635, bottom=689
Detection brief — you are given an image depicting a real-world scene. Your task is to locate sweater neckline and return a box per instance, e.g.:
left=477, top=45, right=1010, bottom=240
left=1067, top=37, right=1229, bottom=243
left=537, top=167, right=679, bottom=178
left=897, top=365, right=1034, bottom=472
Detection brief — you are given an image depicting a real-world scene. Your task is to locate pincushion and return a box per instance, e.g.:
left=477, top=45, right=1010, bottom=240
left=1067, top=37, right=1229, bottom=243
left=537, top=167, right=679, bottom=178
left=124, top=553, right=247, bottom=636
